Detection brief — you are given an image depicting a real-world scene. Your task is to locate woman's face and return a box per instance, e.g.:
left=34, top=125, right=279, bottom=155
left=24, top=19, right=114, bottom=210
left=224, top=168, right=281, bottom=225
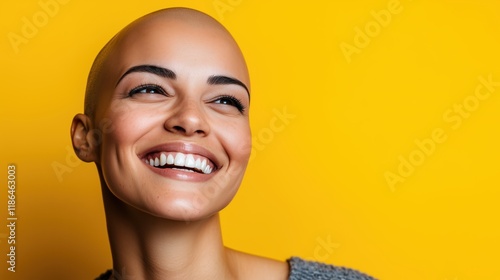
left=91, top=16, right=251, bottom=221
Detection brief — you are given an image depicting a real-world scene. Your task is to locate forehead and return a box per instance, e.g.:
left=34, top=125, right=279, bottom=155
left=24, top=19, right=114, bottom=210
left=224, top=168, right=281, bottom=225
left=104, top=16, right=249, bottom=86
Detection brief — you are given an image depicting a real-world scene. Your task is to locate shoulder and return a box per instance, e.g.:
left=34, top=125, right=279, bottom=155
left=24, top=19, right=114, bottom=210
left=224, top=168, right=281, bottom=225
left=227, top=248, right=289, bottom=280
left=287, top=257, right=376, bottom=280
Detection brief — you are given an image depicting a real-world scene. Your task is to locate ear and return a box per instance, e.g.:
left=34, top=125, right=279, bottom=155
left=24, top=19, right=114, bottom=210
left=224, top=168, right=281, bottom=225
left=71, top=114, right=98, bottom=163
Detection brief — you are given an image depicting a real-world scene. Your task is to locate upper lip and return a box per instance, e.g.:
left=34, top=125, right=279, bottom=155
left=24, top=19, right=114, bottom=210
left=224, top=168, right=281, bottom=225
left=138, top=142, right=221, bottom=170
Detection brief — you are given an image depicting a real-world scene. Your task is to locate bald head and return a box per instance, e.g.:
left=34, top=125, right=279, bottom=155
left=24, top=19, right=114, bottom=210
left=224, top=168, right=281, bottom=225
left=84, top=7, right=249, bottom=120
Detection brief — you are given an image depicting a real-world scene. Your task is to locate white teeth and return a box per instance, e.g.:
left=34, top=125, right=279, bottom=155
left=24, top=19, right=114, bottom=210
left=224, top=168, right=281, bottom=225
left=203, top=165, right=211, bottom=174
left=167, top=154, right=175, bottom=165
left=146, top=152, right=214, bottom=174
left=160, top=153, right=167, bottom=166
left=185, top=154, right=195, bottom=168
left=174, top=153, right=186, bottom=166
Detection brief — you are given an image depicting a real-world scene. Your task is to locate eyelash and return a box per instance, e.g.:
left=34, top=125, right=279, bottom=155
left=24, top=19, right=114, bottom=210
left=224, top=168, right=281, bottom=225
left=214, top=95, right=245, bottom=113
left=127, top=84, right=245, bottom=113
left=128, top=83, right=168, bottom=96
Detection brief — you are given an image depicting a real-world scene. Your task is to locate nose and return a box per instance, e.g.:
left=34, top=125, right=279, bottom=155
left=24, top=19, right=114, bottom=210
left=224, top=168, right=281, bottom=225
left=163, top=98, right=210, bottom=136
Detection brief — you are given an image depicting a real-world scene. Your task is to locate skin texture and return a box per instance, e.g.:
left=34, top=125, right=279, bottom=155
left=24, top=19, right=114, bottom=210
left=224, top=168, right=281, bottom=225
left=70, top=8, right=288, bottom=280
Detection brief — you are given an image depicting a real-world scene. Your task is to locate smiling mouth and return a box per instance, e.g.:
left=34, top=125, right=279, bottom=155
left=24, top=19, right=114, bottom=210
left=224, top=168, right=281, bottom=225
left=143, top=152, right=216, bottom=174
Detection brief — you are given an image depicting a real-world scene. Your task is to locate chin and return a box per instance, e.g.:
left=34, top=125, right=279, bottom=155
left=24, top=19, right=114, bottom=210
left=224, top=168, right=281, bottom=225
left=131, top=191, right=236, bottom=222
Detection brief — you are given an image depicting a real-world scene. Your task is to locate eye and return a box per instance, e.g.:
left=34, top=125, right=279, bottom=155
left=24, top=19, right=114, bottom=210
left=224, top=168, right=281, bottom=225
left=213, top=95, right=245, bottom=113
left=128, top=84, right=168, bottom=96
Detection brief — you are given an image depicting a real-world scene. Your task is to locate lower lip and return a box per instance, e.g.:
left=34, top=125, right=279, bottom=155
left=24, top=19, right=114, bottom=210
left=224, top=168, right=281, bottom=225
left=143, top=162, right=216, bottom=182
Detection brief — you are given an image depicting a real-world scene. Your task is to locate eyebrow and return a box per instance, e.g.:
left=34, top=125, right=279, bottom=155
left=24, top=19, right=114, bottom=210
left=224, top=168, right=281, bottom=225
left=116, top=65, right=250, bottom=96
left=207, top=75, right=250, bottom=96
left=116, top=65, right=176, bottom=86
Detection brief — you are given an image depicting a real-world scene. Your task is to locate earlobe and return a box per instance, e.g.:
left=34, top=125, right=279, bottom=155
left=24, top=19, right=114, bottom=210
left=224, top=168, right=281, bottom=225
left=71, top=114, right=98, bottom=163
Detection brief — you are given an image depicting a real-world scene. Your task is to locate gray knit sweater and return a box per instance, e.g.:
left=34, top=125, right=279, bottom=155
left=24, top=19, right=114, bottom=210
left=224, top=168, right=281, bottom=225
left=287, top=257, right=375, bottom=280
left=95, top=257, right=375, bottom=279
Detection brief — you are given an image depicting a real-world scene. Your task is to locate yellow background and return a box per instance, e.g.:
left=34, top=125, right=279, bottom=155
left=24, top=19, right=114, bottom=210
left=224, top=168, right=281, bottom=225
left=1, top=0, right=500, bottom=279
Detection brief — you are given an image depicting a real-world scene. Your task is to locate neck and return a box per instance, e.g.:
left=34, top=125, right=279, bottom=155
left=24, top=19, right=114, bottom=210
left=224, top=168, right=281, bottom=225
left=101, top=186, right=236, bottom=280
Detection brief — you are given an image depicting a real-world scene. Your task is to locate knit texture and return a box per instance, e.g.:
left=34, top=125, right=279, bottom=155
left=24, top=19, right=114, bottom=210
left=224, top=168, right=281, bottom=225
left=95, top=257, right=376, bottom=279
left=287, top=257, right=376, bottom=280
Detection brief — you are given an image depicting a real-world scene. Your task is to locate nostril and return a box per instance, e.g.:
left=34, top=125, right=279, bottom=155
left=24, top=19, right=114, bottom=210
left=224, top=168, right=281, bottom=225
left=163, top=111, right=209, bottom=136
left=172, top=126, right=186, bottom=133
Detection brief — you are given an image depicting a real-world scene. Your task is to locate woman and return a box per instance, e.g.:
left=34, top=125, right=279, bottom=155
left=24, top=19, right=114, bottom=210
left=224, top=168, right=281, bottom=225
left=70, top=7, right=375, bottom=280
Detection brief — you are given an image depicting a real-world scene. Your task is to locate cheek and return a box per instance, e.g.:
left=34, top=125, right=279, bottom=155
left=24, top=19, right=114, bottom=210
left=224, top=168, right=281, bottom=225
left=98, top=108, right=157, bottom=186
left=102, top=106, right=160, bottom=148
left=218, top=120, right=252, bottom=162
